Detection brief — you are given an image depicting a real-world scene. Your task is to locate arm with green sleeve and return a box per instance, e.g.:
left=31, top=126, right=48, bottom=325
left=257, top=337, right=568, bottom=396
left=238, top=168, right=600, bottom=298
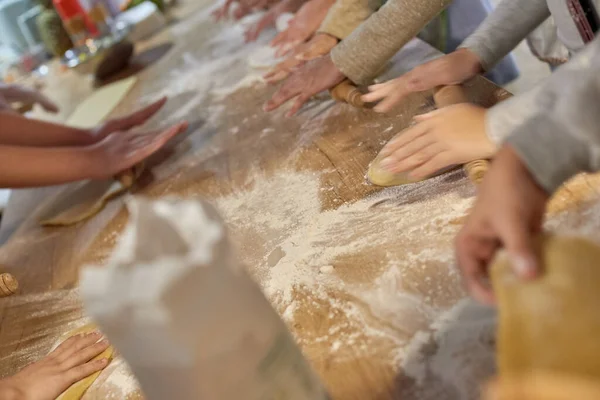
left=329, top=0, right=452, bottom=84
left=504, top=36, right=600, bottom=193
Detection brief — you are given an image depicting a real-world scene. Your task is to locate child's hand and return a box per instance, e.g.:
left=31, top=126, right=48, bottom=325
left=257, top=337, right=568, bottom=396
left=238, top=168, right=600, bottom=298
left=264, top=33, right=338, bottom=83
left=455, top=145, right=549, bottom=304
left=88, top=121, right=188, bottom=179
left=270, top=0, right=335, bottom=57
left=378, top=103, right=495, bottom=179
left=0, top=331, right=110, bottom=400
left=264, top=54, right=345, bottom=116
left=0, top=84, right=59, bottom=113
left=91, top=97, right=167, bottom=141
left=362, top=48, right=483, bottom=113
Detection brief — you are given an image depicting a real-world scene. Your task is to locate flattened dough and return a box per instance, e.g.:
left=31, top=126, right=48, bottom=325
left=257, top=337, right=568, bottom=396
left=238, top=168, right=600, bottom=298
left=53, top=323, right=114, bottom=400
left=491, top=235, right=600, bottom=380
left=66, top=76, right=138, bottom=129
left=40, top=164, right=144, bottom=227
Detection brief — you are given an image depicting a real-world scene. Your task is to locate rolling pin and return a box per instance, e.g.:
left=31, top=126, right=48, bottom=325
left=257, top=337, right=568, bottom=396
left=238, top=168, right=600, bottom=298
left=330, top=79, right=365, bottom=108
left=433, top=85, right=489, bottom=185
left=0, top=273, right=18, bottom=297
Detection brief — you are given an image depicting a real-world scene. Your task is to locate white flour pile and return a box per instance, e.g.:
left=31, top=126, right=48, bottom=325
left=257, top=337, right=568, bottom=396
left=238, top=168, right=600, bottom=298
left=215, top=169, right=475, bottom=362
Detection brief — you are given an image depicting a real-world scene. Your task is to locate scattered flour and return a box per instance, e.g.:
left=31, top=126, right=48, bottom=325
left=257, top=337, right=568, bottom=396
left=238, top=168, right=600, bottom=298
left=215, top=169, right=475, bottom=365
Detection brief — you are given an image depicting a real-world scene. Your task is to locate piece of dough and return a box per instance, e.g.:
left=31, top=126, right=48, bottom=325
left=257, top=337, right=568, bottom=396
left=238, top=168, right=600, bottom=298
left=491, top=235, right=600, bottom=381
left=66, top=76, right=138, bottom=129
left=40, top=164, right=144, bottom=227
left=367, top=138, right=454, bottom=186
left=367, top=147, right=420, bottom=186
left=53, top=323, right=114, bottom=400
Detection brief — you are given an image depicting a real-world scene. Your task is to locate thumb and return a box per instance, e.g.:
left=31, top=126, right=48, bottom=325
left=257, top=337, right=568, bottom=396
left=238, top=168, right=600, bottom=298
left=499, top=216, right=539, bottom=280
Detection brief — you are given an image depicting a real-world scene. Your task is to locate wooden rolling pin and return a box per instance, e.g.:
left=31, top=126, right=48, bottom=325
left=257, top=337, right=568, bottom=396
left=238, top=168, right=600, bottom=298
left=0, top=273, right=18, bottom=297
left=433, top=85, right=489, bottom=185
left=330, top=79, right=365, bottom=108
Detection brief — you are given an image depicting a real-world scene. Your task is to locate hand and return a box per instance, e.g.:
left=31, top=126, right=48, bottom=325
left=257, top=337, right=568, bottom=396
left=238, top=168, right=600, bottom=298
left=264, top=33, right=338, bottom=83
left=244, top=0, right=305, bottom=42
left=270, top=0, right=335, bottom=57
left=263, top=54, right=345, bottom=116
left=88, top=121, right=188, bottom=179
left=362, top=48, right=483, bottom=113
left=91, top=97, right=167, bottom=141
left=378, top=104, right=496, bottom=179
left=0, top=331, right=110, bottom=400
left=455, top=145, right=549, bottom=304
left=0, top=84, right=59, bottom=114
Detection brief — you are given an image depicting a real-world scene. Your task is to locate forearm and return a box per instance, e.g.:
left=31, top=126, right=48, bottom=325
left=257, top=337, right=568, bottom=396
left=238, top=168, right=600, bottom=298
left=0, top=112, right=95, bottom=147
left=0, top=145, right=96, bottom=188
left=504, top=37, right=600, bottom=193
left=459, top=0, right=550, bottom=71
left=330, top=0, right=451, bottom=84
left=317, top=0, right=381, bottom=39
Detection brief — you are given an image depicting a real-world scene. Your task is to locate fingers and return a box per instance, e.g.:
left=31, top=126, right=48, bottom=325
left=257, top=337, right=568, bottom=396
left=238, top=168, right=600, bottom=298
left=36, top=93, right=60, bottom=113
left=60, top=339, right=110, bottom=370
left=213, top=0, right=234, bottom=21
left=380, top=123, right=429, bottom=158
left=118, top=97, right=168, bottom=130
left=274, top=39, right=301, bottom=57
left=51, top=331, right=103, bottom=362
left=381, top=141, right=439, bottom=174
left=245, top=11, right=276, bottom=42
left=455, top=229, right=497, bottom=305
left=362, top=81, right=396, bottom=103
left=63, top=358, right=110, bottom=386
left=371, top=83, right=412, bottom=113
left=263, top=81, right=300, bottom=112
left=286, top=93, right=310, bottom=117
left=233, top=3, right=252, bottom=20
left=412, top=109, right=444, bottom=122
left=263, top=55, right=304, bottom=84
left=126, top=122, right=188, bottom=163
left=497, top=214, right=539, bottom=280
left=408, top=151, right=451, bottom=179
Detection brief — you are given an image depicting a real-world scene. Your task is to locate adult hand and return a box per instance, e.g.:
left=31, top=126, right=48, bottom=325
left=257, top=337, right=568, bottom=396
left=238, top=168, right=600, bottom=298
left=0, top=83, right=59, bottom=113
left=270, top=0, right=335, bottom=57
left=362, top=48, right=483, bottom=113
left=455, top=145, right=549, bottom=304
left=264, top=33, right=338, bottom=83
left=378, top=104, right=495, bottom=179
left=244, top=0, right=305, bottom=42
left=0, top=331, right=110, bottom=400
left=263, top=54, right=345, bottom=116
left=88, top=121, right=188, bottom=179
left=91, top=97, right=167, bottom=141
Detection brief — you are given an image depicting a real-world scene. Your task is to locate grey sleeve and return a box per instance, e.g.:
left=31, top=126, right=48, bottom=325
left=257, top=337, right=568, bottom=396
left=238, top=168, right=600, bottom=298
left=330, top=0, right=452, bottom=85
left=505, top=37, right=600, bottom=193
left=459, top=0, right=551, bottom=71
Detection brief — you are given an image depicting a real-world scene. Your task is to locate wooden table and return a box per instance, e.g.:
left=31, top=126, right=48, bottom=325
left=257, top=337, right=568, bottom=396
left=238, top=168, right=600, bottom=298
left=1, top=2, right=600, bottom=399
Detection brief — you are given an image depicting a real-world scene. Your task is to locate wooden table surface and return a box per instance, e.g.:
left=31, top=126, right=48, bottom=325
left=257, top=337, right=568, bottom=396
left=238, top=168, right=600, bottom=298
left=2, top=2, right=600, bottom=399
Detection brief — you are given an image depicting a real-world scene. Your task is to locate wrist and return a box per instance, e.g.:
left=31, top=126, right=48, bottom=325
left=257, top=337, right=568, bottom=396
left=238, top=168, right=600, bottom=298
left=456, top=48, right=484, bottom=75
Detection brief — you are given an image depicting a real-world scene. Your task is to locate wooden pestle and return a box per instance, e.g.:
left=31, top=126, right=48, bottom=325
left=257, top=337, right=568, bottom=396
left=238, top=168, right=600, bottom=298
left=433, top=85, right=490, bottom=185
left=330, top=80, right=365, bottom=108
left=0, top=273, right=18, bottom=297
